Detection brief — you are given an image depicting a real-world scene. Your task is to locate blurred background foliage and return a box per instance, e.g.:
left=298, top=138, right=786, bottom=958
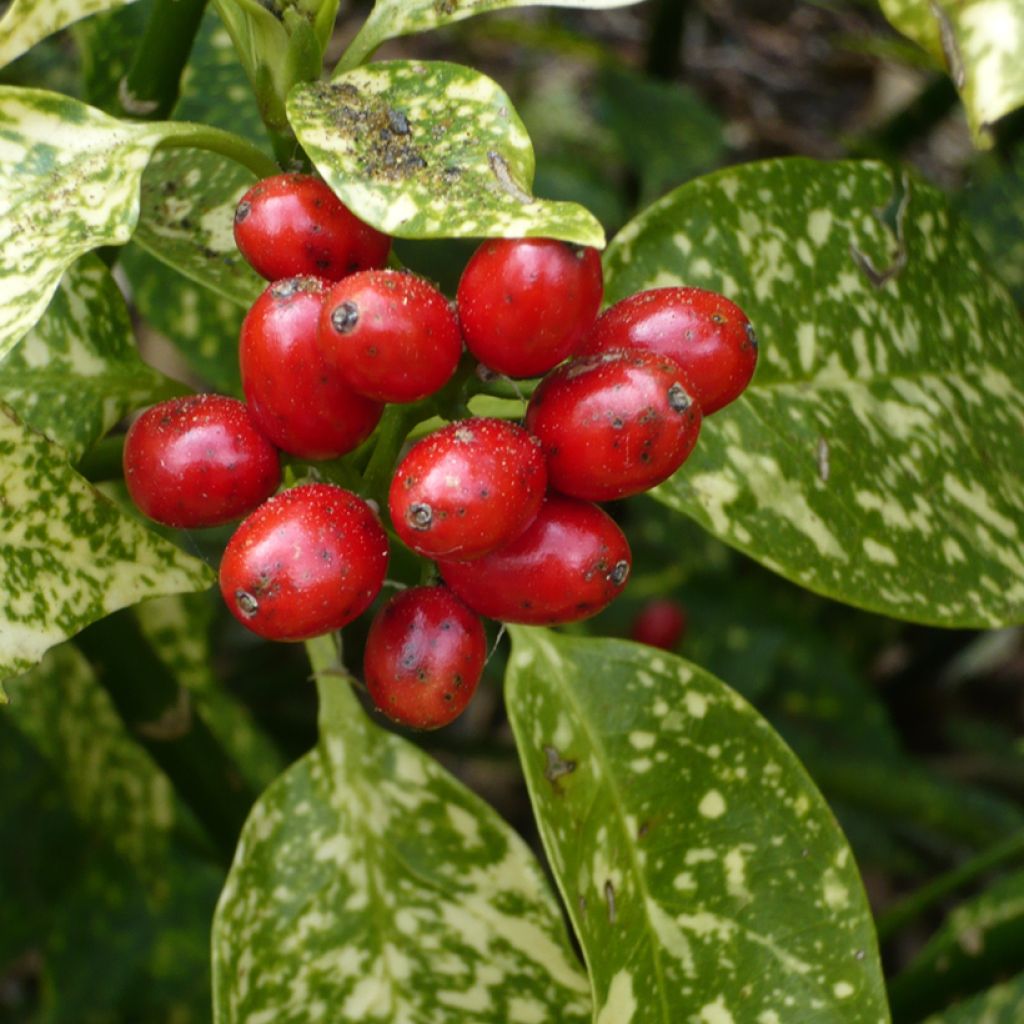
left=2, top=0, right=1024, bottom=1021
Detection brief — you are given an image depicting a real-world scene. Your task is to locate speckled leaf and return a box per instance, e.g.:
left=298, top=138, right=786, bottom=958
left=213, top=634, right=591, bottom=1024
left=120, top=243, right=245, bottom=393
left=133, top=148, right=263, bottom=307
left=0, top=403, right=213, bottom=688
left=0, top=0, right=138, bottom=68
left=0, top=86, right=226, bottom=359
left=288, top=61, right=605, bottom=246
left=878, top=0, right=1024, bottom=143
left=923, top=973, right=1024, bottom=1023
left=604, top=159, right=1024, bottom=628
left=505, top=628, right=889, bottom=1024
left=135, top=593, right=284, bottom=791
left=0, top=254, right=179, bottom=461
left=339, top=0, right=642, bottom=70
left=890, top=870, right=1024, bottom=1021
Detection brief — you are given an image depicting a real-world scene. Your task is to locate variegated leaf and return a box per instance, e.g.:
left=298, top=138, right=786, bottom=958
left=135, top=593, right=285, bottom=791
left=0, top=254, right=180, bottom=460
left=505, top=628, right=890, bottom=1024
left=337, top=0, right=643, bottom=71
left=0, top=403, right=213, bottom=689
left=604, top=159, right=1024, bottom=628
left=924, top=973, right=1024, bottom=1023
left=212, top=634, right=591, bottom=1024
left=878, top=0, right=1024, bottom=143
left=890, top=869, right=1024, bottom=1021
left=288, top=61, right=605, bottom=247
left=0, top=0, right=138, bottom=69
left=120, top=243, right=245, bottom=393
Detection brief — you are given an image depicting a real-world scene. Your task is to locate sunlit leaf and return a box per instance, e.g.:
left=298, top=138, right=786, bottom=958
left=0, top=0, right=139, bottom=69
left=213, top=634, right=591, bottom=1024
left=505, top=627, right=889, bottom=1024
left=288, top=61, right=605, bottom=247
left=605, top=159, right=1024, bottom=628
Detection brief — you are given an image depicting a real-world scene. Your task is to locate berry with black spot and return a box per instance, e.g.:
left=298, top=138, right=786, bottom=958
left=630, top=598, right=687, bottom=651
left=233, top=173, right=390, bottom=282
left=240, top=276, right=383, bottom=459
left=389, top=418, right=547, bottom=561
left=438, top=495, right=631, bottom=625
left=525, top=350, right=702, bottom=501
left=219, top=483, right=388, bottom=641
left=578, top=286, right=757, bottom=414
left=124, top=394, right=279, bottom=528
left=318, top=270, right=462, bottom=403
left=456, top=237, right=603, bottom=378
left=364, top=586, right=487, bottom=730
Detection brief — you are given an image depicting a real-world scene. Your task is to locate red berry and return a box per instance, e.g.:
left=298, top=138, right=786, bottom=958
left=630, top=599, right=687, bottom=651
left=124, top=394, right=279, bottom=529
left=318, top=270, right=462, bottom=403
left=438, top=495, right=631, bottom=625
left=525, top=350, right=702, bottom=502
left=578, top=287, right=757, bottom=414
left=364, top=586, right=487, bottom=730
left=389, top=418, right=546, bottom=561
left=219, top=483, right=388, bottom=641
left=240, top=276, right=383, bottom=459
left=456, top=238, right=603, bottom=378
left=233, top=173, right=390, bottom=282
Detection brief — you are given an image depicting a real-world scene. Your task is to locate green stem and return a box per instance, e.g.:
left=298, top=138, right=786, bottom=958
left=75, top=611, right=258, bottom=866
left=876, top=828, right=1024, bottom=941
left=119, top=0, right=209, bottom=121
left=333, top=19, right=383, bottom=76
left=157, top=123, right=281, bottom=178
left=362, top=403, right=422, bottom=510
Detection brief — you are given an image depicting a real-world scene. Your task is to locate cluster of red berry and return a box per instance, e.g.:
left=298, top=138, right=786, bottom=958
left=122, top=173, right=756, bottom=730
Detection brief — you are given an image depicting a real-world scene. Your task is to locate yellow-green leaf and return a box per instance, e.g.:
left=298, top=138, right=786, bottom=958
left=0, top=0, right=139, bottom=69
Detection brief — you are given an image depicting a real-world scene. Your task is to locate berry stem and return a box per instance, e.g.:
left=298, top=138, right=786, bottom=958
left=157, top=123, right=281, bottom=179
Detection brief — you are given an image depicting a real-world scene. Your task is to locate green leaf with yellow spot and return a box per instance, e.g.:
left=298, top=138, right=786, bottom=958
left=877, top=0, right=1024, bottom=144
left=287, top=61, right=605, bottom=247
left=923, top=973, right=1024, bottom=1023
left=0, top=0, right=139, bottom=69
left=0, top=403, right=214, bottom=689
left=505, top=628, right=889, bottom=1024
left=890, top=869, right=1024, bottom=1021
left=605, top=158, right=1024, bottom=629
left=0, top=254, right=181, bottom=461
left=336, top=0, right=643, bottom=72
left=212, top=634, right=591, bottom=1024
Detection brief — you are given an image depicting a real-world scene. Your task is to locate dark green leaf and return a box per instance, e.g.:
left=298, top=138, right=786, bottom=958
left=213, top=635, right=591, bottom=1024
left=604, top=159, right=1024, bottom=628
left=505, top=627, right=889, bottom=1024
left=923, top=973, right=1024, bottom=1023
left=288, top=61, right=605, bottom=246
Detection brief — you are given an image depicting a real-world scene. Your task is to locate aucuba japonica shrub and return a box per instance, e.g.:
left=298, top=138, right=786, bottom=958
left=1, top=1, right=1024, bottom=1022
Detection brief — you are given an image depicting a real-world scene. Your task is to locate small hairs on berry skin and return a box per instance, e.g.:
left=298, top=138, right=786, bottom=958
left=318, top=270, right=463, bottom=403
left=438, top=495, right=632, bottom=626
left=364, top=586, right=487, bottom=730
left=233, top=173, right=391, bottom=283
left=389, top=418, right=547, bottom=562
left=123, top=394, right=280, bottom=529
left=578, top=286, right=757, bottom=415
left=456, top=238, right=603, bottom=378
left=526, top=350, right=702, bottom=502
left=240, top=276, right=383, bottom=460
left=219, top=483, right=389, bottom=642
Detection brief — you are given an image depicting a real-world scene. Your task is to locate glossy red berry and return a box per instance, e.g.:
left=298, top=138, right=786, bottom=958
left=439, top=495, right=631, bottom=625
left=525, top=350, right=702, bottom=502
left=318, top=270, right=462, bottom=403
left=389, top=418, right=546, bottom=562
left=124, top=394, right=279, bottom=529
left=364, top=586, right=487, bottom=730
left=233, top=173, right=391, bottom=283
left=456, top=238, right=603, bottom=378
left=219, top=483, right=388, bottom=641
left=578, top=287, right=757, bottom=415
left=240, top=276, right=383, bottom=459
left=630, top=599, right=687, bottom=651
